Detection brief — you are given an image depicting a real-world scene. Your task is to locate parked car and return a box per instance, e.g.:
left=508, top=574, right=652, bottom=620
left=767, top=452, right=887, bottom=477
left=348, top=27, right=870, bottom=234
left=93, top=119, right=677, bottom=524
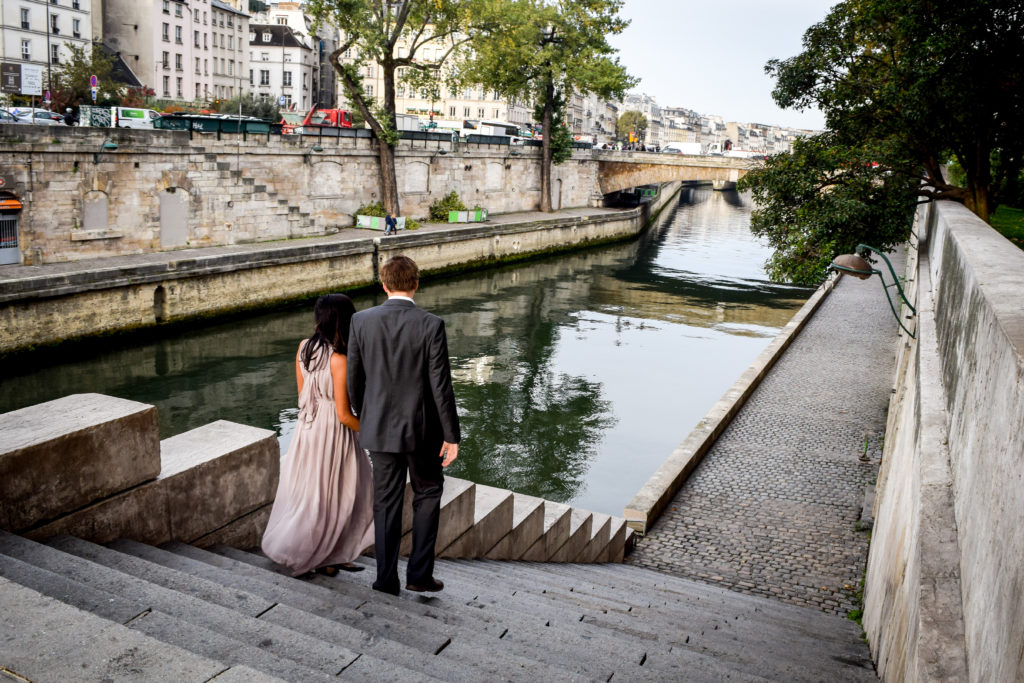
left=10, top=107, right=62, bottom=125
left=0, top=109, right=28, bottom=124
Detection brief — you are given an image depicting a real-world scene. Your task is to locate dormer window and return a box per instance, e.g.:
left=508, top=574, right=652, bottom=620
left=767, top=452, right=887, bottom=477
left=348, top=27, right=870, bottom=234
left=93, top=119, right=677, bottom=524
left=263, top=32, right=271, bottom=42
left=249, top=32, right=255, bottom=42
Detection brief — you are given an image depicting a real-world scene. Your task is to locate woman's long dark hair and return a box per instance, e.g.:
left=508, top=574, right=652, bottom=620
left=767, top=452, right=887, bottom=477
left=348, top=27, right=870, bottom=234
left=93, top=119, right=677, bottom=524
left=301, top=294, right=356, bottom=371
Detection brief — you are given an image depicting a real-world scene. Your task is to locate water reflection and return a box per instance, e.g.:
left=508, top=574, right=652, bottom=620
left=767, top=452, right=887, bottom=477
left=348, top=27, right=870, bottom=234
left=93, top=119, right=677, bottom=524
left=0, top=187, right=810, bottom=514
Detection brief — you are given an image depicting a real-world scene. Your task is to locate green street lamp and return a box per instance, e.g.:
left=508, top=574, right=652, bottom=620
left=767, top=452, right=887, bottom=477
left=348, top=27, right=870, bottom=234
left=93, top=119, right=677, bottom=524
left=829, top=244, right=916, bottom=338
left=93, top=139, right=118, bottom=164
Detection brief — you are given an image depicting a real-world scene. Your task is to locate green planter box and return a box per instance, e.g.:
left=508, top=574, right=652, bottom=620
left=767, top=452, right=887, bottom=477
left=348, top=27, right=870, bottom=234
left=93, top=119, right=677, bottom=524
left=448, top=209, right=489, bottom=223
left=357, top=215, right=406, bottom=231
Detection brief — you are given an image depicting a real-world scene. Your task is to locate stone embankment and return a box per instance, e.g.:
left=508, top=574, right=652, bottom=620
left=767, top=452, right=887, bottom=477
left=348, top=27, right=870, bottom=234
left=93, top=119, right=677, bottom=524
left=0, top=183, right=680, bottom=355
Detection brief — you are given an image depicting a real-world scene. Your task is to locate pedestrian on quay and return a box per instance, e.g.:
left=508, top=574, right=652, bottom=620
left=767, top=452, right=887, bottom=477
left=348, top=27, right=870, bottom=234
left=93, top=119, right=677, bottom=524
left=384, top=212, right=398, bottom=236
left=347, top=255, right=461, bottom=596
left=261, top=294, right=375, bottom=577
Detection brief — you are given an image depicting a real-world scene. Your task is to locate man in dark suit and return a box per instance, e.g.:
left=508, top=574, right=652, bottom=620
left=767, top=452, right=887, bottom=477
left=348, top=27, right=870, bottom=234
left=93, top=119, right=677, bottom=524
left=347, top=255, right=460, bottom=595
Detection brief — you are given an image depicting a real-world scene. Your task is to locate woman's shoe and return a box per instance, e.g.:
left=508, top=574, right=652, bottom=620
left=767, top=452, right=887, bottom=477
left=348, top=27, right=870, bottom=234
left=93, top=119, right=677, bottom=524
left=337, top=563, right=365, bottom=573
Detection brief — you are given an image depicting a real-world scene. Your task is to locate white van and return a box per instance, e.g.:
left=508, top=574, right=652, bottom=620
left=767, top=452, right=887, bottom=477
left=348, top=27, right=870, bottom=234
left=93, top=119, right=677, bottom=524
left=112, top=107, right=162, bottom=129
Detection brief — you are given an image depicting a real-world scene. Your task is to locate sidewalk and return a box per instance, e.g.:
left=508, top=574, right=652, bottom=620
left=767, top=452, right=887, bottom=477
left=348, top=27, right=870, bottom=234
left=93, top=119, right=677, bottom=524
left=628, top=255, right=903, bottom=616
left=0, top=207, right=620, bottom=286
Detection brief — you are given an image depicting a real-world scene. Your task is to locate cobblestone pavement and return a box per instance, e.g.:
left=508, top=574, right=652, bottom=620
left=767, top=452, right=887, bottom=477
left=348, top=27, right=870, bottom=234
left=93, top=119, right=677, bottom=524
left=628, top=258, right=903, bottom=616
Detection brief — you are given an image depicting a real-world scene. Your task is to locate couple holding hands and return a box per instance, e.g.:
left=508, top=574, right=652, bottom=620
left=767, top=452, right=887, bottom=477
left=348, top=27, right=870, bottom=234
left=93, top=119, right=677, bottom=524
left=261, top=255, right=460, bottom=596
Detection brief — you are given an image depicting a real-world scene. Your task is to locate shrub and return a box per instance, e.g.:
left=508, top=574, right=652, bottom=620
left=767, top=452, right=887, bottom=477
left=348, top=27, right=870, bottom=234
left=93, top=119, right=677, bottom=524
left=354, top=201, right=386, bottom=217
left=429, top=191, right=466, bottom=221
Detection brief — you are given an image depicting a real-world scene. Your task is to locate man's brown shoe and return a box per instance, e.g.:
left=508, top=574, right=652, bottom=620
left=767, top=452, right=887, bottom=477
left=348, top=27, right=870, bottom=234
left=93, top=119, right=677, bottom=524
left=406, top=578, right=444, bottom=593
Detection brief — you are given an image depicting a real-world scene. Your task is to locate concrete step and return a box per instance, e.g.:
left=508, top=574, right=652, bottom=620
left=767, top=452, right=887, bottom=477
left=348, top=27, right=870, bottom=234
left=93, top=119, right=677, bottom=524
left=0, top=532, right=363, bottom=677
left=485, top=492, right=544, bottom=560
left=579, top=511, right=613, bottom=563
left=431, top=559, right=875, bottom=681
left=0, top=576, right=287, bottom=683
left=439, top=483, right=513, bottom=558
left=400, top=476, right=475, bottom=557
left=550, top=506, right=593, bottom=562
left=520, top=499, right=571, bottom=561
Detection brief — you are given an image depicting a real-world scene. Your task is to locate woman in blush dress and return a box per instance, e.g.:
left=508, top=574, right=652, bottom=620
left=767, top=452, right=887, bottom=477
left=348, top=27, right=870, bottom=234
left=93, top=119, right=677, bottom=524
left=262, top=294, right=375, bottom=577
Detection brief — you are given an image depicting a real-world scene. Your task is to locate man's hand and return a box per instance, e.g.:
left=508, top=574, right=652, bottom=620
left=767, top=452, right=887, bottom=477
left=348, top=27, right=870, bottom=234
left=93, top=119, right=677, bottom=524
left=439, top=441, right=459, bottom=467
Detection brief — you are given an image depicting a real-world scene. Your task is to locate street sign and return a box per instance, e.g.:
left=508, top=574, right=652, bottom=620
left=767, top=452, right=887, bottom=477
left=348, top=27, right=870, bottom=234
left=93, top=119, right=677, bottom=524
left=20, top=65, right=42, bottom=96
left=91, top=87, right=98, bottom=102
left=0, top=64, right=20, bottom=94
left=90, top=74, right=98, bottom=88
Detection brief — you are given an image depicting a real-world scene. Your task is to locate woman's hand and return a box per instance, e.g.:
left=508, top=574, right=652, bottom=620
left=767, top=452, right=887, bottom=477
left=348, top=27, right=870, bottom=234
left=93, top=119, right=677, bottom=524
left=330, top=352, right=360, bottom=432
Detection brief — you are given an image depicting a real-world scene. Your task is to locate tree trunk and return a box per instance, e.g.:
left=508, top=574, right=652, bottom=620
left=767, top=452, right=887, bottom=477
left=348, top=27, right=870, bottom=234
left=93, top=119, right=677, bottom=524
left=539, top=79, right=554, bottom=213
left=380, top=58, right=401, bottom=216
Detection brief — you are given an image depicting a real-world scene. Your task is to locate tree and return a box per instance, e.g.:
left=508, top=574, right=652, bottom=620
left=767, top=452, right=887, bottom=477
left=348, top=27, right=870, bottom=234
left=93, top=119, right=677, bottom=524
left=49, top=43, right=123, bottom=112
left=215, top=93, right=280, bottom=121
left=462, top=0, right=635, bottom=212
left=741, top=0, right=1024, bottom=284
left=306, top=0, right=477, bottom=216
left=616, top=110, right=646, bottom=144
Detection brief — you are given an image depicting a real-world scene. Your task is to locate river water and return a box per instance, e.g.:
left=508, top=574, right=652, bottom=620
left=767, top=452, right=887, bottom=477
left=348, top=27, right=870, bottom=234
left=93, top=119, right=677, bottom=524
left=1, top=187, right=809, bottom=515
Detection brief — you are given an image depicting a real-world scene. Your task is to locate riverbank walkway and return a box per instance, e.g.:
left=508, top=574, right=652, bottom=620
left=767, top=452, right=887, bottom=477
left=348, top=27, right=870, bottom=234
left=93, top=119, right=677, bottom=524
left=629, top=252, right=904, bottom=617
left=0, top=207, right=619, bottom=284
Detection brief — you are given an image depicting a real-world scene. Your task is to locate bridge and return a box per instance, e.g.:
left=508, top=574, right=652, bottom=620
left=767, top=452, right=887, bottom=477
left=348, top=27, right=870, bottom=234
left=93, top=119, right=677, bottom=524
left=593, top=150, right=756, bottom=194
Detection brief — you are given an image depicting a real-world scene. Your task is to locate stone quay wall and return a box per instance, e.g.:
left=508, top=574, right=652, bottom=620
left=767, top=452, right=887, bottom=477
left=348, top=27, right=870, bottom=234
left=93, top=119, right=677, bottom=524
left=0, top=125, right=600, bottom=265
left=0, top=181, right=681, bottom=354
left=863, top=200, right=1024, bottom=681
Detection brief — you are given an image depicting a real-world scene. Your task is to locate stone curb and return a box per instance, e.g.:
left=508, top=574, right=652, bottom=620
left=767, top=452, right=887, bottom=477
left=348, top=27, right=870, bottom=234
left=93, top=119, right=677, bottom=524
left=623, top=271, right=841, bottom=534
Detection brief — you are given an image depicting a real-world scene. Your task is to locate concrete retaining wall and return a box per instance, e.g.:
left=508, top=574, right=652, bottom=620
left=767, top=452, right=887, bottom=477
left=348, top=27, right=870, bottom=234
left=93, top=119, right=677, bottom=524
left=864, top=200, right=1024, bottom=681
left=0, top=182, right=681, bottom=355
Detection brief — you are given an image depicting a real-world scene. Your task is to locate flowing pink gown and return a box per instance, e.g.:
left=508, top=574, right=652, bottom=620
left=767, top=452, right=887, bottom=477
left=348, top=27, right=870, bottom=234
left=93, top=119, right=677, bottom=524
left=261, top=341, right=375, bottom=576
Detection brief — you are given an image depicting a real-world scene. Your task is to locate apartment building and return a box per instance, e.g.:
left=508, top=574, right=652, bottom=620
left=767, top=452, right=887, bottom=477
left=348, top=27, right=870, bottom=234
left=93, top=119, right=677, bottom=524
left=248, top=23, right=314, bottom=110
left=102, top=0, right=248, bottom=103
left=1, top=0, right=94, bottom=88
left=250, top=1, right=335, bottom=109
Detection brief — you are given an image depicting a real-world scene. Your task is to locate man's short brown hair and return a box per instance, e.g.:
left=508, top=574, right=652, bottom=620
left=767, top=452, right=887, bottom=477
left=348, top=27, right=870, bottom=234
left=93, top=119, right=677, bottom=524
left=381, top=255, right=419, bottom=292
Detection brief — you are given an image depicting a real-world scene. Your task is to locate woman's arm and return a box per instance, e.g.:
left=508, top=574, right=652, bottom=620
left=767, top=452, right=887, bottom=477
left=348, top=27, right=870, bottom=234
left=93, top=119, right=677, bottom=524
left=330, top=352, right=360, bottom=432
left=295, top=345, right=304, bottom=396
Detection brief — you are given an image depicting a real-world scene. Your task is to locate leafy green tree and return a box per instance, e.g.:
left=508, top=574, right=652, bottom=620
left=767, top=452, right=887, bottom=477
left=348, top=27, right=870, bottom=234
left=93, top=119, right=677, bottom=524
left=741, top=0, right=1024, bottom=284
left=616, top=110, right=646, bottom=144
left=534, top=92, right=572, bottom=165
left=306, top=0, right=478, bottom=216
left=215, top=93, right=280, bottom=121
left=49, top=43, right=123, bottom=111
left=462, top=0, right=635, bottom=211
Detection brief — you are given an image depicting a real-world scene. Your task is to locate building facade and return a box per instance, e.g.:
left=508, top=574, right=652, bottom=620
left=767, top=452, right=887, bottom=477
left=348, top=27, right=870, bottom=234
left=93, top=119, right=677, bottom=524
left=248, top=23, right=314, bottom=110
left=102, top=0, right=248, bottom=104
left=1, top=0, right=95, bottom=94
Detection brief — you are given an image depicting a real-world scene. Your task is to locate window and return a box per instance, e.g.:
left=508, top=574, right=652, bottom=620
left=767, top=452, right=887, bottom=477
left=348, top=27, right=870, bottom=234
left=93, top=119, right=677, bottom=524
left=397, top=87, right=404, bottom=98
left=203, top=12, right=207, bottom=25
left=276, top=17, right=286, bottom=25
left=449, top=106, right=456, bottom=117
left=20, top=8, right=29, bottom=30
left=72, top=0, right=79, bottom=8
left=463, top=107, right=470, bottom=117
left=228, top=60, right=233, bottom=76
left=282, top=94, right=292, bottom=107
left=249, top=69, right=253, bottom=85
left=72, top=18, right=80, bottom=38
left=262, top=32, right=271, bottom=42
left=176, top=77, right=182, bottom=99
left=194, top=31, right=200, bottom=47
left=176, top=26, right=182, bottom=44
left=195, top=57, right=200, bottom=74
left=203, top=59, right=208, bottom=75
left=174, top=3, right=181, bottom=17
left=220, top=58, right=225, bottom=73
left=343, top=48, right=352, bottom=59
left=219, top=17, right=224, bottom=28
left=284, top=53, right=292, bottom=63
left=20, top=40, right=30, bottom=60
left=282, top=71, right=291, bottom=86
left=162, top=23, right=169, bottom=41
left=203, top=33, right=207, bottom=49
left=195, top=83, right=201, bottom=99
left=365, top=65, right=374, bottom=77
left=163, top=76, right=170, bottom=96
left=227, top=17, right=233, bottom=29
left=175, top=54, right=182, bottom=71
left=260, top=52, right=268, bottom=61
left=259, top=70, right=269, bottom=85
left=302, top=73, right=307, bottom=90
left=194, top=9, right=200, bottom=22
left=478, top=108, right=484, bottom=118
left=50, top=13, right=58, bottom=34
left=494, top=109, right=500, bottom=119
left=162, top=51, right=169, bottom=69
left=249, top=32, right=255, bottom=42
left=162, top=0, right=170, bottom=13
left=364, top=84, right=373, bottom=97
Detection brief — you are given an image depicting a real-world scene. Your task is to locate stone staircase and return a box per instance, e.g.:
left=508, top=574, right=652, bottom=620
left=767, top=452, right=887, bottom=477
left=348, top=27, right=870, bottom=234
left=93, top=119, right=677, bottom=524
left=0, top=530, right=876, bottom=682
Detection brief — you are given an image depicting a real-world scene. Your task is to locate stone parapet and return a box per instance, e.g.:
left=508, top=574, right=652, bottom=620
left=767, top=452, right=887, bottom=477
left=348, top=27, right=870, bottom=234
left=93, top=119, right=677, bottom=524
left=0, top=394, right=160, bottom=533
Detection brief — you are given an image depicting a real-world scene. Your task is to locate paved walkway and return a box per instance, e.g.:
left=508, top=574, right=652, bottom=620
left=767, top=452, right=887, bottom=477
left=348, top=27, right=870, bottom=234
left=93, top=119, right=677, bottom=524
left=0, top=207, right=619, bottom=284
left=628, top=256, right=903, bottom=616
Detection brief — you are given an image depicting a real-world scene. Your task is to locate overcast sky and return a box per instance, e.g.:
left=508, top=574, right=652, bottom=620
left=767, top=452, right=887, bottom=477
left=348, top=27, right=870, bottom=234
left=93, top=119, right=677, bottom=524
left=608, top=1, right=836, bottom=130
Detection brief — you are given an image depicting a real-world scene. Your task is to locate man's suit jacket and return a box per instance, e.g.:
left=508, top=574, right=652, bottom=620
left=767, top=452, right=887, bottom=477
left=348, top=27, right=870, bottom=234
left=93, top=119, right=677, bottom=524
left=347, top=298, right=460, bottom=453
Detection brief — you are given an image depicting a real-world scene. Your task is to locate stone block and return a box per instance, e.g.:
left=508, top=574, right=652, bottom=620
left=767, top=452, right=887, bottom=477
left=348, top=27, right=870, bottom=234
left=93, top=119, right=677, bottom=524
left=579, top=512, right=612, bottom=563
left=485, top=493, right=544, bottom=560
left=26, top=420, right=278, bottom=546
left=401, top=476, right=475, bottom=556
left=520, top=501, right=571, bottom=562
left=439, top=483, right=514, bottom=559
left=550, top=507, right=593, bottom=563
left=191, top=503, right=273, bottom=551
left=0, top=393, right=160, bottom=533
left=606, top=517, right=627, bottom=563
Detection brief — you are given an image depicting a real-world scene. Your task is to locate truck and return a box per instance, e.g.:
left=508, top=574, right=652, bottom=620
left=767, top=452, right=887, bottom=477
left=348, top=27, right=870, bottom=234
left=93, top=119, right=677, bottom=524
left=662, top=142, right=703, bottom=155
left=282, top=106, right=354, bottom=134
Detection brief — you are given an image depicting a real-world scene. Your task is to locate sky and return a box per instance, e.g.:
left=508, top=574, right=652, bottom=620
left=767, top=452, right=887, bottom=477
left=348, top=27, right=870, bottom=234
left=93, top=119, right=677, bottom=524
left=608, top=0, right=836, bottom=130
